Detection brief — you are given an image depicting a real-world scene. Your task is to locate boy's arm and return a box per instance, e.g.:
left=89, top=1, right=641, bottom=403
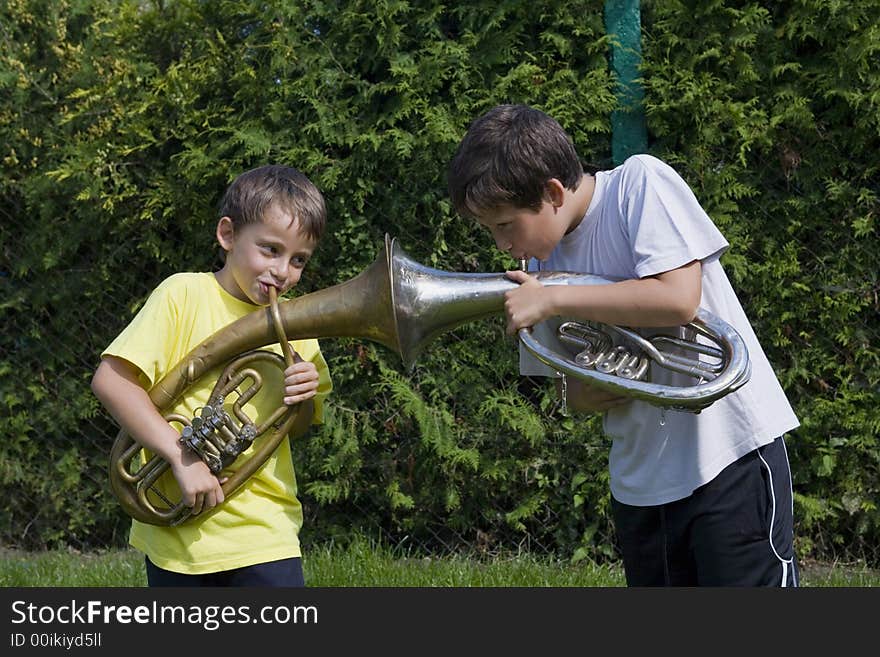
left=503, top=260, right=702, bottom=334
left=282, top=350, right=319, bottom=438
left=508, top=261, right=702, bottom=415
left=91, top=355, right=225, bottom=514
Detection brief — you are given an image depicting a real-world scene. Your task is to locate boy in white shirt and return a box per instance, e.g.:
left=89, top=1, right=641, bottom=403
left=447, top=104, right=799, bottom=586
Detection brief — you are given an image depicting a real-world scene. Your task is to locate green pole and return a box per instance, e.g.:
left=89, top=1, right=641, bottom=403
left=604, top=0, right=648, bottom=164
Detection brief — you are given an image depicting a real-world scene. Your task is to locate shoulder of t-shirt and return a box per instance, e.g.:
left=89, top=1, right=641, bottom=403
left=150, top=272, right=213, bottom=298
left=619, top=153, right=676, bottom=179
left=618, top=154, right=697, bottom=197
left=137, top=273, right=214, bottom=320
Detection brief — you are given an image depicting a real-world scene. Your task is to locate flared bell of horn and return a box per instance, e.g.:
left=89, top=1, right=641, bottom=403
left=390, top=238, right=526, bottom=367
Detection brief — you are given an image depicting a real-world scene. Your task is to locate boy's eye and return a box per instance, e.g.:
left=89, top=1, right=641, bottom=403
left=291, top=255, right=308, bottom=268
left=261, top=245, right=278, bottom=255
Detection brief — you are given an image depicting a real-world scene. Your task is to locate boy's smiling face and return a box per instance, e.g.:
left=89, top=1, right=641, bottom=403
left=214, top=202, right=317, bottom=305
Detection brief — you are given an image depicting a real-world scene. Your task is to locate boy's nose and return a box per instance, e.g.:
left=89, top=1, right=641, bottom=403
left=272, top=263, right=301, bottom=288
left=494, top=235, right=512, bottom=252
left=270, top=261, right=290, bottom=283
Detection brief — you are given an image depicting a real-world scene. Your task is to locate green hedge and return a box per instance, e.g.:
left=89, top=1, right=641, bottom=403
left=1, top=0, right=877, bottom=564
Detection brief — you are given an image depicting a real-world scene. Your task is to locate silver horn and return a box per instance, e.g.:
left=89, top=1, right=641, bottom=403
left=390, top=238, right=750, bottom=412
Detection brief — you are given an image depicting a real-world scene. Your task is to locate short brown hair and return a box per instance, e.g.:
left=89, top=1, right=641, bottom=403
left=447, top=104, right=583, bottom=219
left=219, top=165, right=326, bottom=241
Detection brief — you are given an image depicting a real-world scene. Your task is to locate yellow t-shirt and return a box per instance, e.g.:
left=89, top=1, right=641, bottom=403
left=102, top=272, right=332, bottom=574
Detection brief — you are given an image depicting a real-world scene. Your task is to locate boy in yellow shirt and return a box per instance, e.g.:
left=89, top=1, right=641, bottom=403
left=92, top=165, right=332, bottom=586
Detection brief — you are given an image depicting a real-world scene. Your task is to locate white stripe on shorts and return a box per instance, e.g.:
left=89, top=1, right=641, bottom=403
left=758, top=441, right=797, bottom=587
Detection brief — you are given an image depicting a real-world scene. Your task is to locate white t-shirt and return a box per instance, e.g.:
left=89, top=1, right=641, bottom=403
left=520, top=154, right=799, bottom=506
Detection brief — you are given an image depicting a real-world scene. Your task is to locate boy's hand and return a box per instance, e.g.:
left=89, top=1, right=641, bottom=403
left=170, top=449, right=227, bottom=515
left=504, top=270, right=552, bottom=334
left=283, top=352, right=319, bottom=405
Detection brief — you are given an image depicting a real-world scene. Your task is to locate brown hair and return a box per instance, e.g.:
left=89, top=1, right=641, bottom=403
left=447, top=104, right=583, bottom=219
left=219, top=165, right=326, bottom=241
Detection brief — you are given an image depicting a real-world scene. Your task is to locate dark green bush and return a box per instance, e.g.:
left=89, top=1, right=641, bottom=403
left=2, top=0, right=877, bottom=565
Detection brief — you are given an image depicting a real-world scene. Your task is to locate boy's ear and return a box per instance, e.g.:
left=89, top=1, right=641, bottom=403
left=216, top=216, right=235, bottom=250
left=543, top=178, right=566, bottom=208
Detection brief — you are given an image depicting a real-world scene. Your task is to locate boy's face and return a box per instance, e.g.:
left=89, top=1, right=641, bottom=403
left=215, top=202, right=317, bottom=305
left=475, top=199, right=568, bottom=263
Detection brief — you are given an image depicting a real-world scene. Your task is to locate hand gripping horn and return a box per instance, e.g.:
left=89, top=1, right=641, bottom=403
left=109, top=234, right=750, bottom=525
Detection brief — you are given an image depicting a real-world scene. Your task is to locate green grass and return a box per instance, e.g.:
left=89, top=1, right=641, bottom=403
left=304, top=539, right=626, bottom=586
left=1, top=538, right=877, bottom=587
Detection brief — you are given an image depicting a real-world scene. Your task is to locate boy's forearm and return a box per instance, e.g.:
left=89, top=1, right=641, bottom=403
left=289, top=398, right=315, bottom=438
left=92, top=359, right=187, bottom=466
left=549, top=263, right=701, bottom=328
left=550, top=281, right=688, bottom=327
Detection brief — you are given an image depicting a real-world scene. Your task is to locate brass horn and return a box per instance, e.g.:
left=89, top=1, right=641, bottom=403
left=109, top=234, right=750, bottom=525
left=109, top=286, right=302, bottom=526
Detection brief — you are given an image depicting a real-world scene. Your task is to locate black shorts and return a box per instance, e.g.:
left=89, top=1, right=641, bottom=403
left=611, top=435, right=798, bottom=587
left=145, top=556, right=305, bottom=587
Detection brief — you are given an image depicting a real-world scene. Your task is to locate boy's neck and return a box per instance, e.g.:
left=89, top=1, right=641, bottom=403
left=564, top=173, right=596, bottom=235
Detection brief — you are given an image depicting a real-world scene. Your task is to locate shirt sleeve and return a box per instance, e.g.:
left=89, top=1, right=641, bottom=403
left=622, top=155, right=729, bottom=278
left=101, top=276, right=186, bottom=388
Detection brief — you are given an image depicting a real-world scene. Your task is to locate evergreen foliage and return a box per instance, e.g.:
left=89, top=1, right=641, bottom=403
left=1, top=0, right=877, bottom=565
left=640, top=0, right=880, bottom=559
